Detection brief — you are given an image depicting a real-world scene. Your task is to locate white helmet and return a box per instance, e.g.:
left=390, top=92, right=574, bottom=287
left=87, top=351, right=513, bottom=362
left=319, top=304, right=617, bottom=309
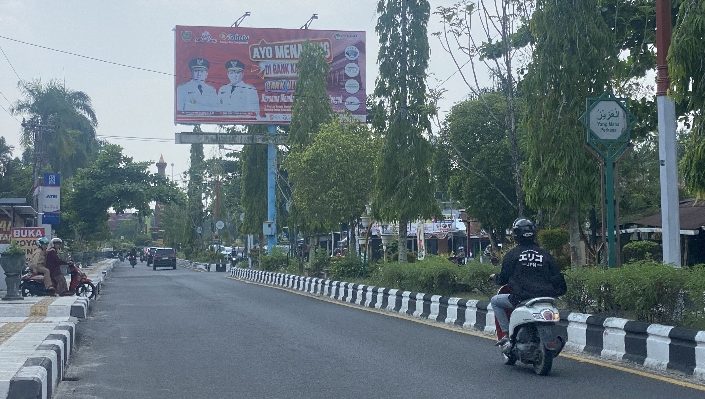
left=51, top=237, right=63, bottom=245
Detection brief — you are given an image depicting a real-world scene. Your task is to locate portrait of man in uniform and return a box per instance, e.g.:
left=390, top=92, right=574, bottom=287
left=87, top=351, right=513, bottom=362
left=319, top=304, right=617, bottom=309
left=218, top=59, right=260, bottom=115
left=177, top=57, right=217, bottom=112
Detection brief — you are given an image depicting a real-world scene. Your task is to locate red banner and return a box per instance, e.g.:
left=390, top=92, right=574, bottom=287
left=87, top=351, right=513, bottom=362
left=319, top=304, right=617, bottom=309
left=174, top=26, right=366, bottom=125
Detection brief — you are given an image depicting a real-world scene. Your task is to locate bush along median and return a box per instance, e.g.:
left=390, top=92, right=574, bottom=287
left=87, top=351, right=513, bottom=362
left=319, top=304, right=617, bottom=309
left=229, top=257, right=705, bottom=380
left=251, top=252, right=705, bottom=331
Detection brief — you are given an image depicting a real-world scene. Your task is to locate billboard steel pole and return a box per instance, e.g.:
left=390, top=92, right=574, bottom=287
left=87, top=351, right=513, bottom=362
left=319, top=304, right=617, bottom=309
left=656, top=0, right=681, bottom=267
left=267, top=125, right=277, bottom=254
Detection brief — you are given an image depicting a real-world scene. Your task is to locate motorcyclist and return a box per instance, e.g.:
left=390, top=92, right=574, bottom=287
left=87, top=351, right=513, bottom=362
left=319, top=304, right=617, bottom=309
left=489, top=218, right=566, bottom=346
left=29, top=237, right=55, bottom=295
left=46, top=237, right=72, bottom=296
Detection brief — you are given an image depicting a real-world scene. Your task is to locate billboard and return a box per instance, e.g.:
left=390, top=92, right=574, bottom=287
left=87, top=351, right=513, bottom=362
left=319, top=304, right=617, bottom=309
left=174, top=26, right=366, bottom=125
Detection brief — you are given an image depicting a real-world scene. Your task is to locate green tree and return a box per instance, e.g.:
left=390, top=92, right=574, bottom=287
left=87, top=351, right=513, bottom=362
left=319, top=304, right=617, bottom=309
left=288, top=41, right=333, bottom=149
left=61, top=144, right=179, bottom=241
left=0, top=137, right=32, bottom=199
left=522, top=0, right=615, bottom=266
left=670, top=0, right=705, bottom=200
left=444, top=92, right=517, bottom=244
left=434, top=0, right=530, bottom=216
left=286, top=120, right=378, bottom=233
left=184, top=126, right=205, bottom=255
left=240, top=126, right=268, bottom=237
left=374, top=0, right=439, bottom=262
left=12, top=79, right=99, bottom=178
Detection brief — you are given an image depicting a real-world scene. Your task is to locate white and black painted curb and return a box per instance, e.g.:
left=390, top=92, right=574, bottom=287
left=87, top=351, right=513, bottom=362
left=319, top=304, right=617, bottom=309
left=6, top=323, right=76, bottom=399
left=5, top=259, right=115, bottom=399
left=230, top=267, right=705, bottom=381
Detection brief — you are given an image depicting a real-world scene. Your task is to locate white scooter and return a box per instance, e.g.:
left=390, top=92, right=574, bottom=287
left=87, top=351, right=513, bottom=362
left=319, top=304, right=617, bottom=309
left=494, top=286, right=565, bottom=375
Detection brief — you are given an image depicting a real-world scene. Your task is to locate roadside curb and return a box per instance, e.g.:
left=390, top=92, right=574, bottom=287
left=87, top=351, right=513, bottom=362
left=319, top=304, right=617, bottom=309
left=229, top=267, right=705, bottom=383
left=3, top=258, right=116, bottom=399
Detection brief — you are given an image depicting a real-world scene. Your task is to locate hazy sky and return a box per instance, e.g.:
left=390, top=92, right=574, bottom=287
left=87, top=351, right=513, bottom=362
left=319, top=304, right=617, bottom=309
left=0, top=0, right=486, bottom=184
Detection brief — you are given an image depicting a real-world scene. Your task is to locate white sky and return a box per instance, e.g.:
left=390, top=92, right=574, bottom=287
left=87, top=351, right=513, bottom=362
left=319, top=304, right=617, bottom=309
left=0, top=0, right=487, bottom=184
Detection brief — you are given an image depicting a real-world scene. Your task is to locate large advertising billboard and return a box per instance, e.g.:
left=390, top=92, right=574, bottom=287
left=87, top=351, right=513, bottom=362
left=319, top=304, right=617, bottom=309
left=174, top=26, right=366, bottom=125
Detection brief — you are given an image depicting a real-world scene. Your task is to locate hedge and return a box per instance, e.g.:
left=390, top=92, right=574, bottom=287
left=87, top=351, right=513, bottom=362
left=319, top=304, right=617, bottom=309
left=248, top=253, right=705, bottom=330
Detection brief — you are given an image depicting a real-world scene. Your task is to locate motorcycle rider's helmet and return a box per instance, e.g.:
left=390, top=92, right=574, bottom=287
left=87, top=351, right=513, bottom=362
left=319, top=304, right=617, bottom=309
left=36, top=237, right=50, bottom=247
left=512, top=218, right=536, bottom=243
left=51, top=237, right=63, bottom=246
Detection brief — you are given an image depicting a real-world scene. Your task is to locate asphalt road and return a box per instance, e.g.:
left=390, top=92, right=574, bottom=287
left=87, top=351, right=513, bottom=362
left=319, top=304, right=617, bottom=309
left=55, top=261, right=705, bottom=399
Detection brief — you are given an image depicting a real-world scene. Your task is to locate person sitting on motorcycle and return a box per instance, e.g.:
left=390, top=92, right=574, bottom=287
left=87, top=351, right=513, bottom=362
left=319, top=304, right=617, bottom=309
left=46, top=237, right=72, bottom=296
left=489, top=218, right=566, bottom=346
left=29, top=237, right=55, bottom=295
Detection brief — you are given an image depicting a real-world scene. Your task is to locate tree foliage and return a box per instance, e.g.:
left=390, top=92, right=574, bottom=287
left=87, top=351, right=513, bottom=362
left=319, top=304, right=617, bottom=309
left=12, top=79, right=99, bottom=178
left=521, top=0, right=615, bottom=265
left=670, top=0, right=705, bottom=199
left=288, top=41, right=333, bottom=149
left=374, top=0, right=439, bottom=262
left=444, top=92, right=517, bottom=236
left=61, top=144, right=179, bottom=240
left=286, top=120, right=378, bottom=233
left=0, top=137, right=32, bottom=199
left=240, top=126, right=268, bottom=235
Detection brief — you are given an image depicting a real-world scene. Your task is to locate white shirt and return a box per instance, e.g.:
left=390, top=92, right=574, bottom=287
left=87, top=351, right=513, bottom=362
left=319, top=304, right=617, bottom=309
left=217, top=82, right=260, bottom=114
left=177, top=80, right=217, bottom=111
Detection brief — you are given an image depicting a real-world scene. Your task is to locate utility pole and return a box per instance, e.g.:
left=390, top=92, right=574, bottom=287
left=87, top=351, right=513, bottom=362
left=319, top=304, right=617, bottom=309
left=656, top=0, right=681, bottom=267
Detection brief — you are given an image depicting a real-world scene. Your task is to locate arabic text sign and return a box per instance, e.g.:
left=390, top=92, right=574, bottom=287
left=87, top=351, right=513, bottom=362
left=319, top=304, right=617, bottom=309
left=588, top=100, right=628, bottom=140
left=174, top=26, right=366, bottom=125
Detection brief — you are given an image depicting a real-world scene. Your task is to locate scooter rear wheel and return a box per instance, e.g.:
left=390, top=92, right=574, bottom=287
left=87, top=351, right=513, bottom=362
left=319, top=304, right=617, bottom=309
left=533, top=347, right=554, bottom=375
left=76, top=282, right=97, bottom=299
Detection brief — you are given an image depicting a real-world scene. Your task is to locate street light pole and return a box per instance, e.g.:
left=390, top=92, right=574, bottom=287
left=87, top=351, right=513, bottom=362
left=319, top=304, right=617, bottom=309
left=656, top=0, right=681, bottom=267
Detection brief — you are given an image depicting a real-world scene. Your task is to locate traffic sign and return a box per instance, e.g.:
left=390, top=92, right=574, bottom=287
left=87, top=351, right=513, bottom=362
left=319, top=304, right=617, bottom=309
left=216, top=220, right=225, bottom=230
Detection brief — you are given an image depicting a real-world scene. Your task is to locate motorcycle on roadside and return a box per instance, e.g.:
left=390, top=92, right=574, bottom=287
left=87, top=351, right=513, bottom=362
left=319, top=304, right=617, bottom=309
left=20, top=262, right=98, bottom=299
left=493, top=285, right=565, bottom=376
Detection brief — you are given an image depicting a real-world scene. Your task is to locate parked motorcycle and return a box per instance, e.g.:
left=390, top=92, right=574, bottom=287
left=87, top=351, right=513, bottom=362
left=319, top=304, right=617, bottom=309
left=20, top=263, right=97, bottom=299
left=129, top=254, right=137, bottom=267
left=494, top=285, right=565, bottom=375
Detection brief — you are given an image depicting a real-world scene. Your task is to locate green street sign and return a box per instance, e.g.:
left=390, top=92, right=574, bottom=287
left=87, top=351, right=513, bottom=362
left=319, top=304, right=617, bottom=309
left=581, top=92, right=632, bottom=160
left=581, top=91, right=632, bottom=268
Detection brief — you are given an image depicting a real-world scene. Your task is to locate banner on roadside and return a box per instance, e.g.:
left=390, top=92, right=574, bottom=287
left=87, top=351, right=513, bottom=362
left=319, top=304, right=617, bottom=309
left=11, top=227, right=46, bottom=262
left=174, top=26, right=366, bottom=125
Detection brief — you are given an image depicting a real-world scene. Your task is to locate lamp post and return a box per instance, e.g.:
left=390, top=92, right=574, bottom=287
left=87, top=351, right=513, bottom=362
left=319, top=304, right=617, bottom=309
left=231, top=12, right=251, bottom=27
left=300, top=14, right=318, bottom=29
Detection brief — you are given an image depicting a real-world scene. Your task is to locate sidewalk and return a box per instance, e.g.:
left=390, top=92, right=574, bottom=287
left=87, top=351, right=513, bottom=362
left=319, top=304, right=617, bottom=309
left=0, top=258, right=116, bottom=399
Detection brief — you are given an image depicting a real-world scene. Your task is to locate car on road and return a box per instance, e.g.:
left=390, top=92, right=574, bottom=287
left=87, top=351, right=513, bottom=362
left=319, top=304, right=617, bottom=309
left=152, top=247, right=176, bottom=270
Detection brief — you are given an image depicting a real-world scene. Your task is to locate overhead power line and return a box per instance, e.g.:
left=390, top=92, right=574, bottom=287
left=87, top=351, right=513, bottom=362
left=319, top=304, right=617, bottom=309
left=0, top=34, right=172, bottom=76
left=0, top=44, right=22, bottom=82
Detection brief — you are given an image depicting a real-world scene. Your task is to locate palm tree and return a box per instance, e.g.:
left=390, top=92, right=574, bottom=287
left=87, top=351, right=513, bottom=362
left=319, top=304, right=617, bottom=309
left=12, top=79, right=99, bottom=178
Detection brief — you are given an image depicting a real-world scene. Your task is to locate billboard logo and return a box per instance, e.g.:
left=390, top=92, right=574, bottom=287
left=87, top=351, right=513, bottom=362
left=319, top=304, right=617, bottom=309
left=334, top=32, right=360, bottom=40
left=220, top=32, right=249, bottom=44
left=181, top=31, right=193, bottom=42
left=195, top=31, right=217, bottom=43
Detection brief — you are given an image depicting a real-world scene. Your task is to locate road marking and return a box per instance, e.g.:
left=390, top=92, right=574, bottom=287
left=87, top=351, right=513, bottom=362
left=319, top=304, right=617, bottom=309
left=226, top=275, right=705, bottom=392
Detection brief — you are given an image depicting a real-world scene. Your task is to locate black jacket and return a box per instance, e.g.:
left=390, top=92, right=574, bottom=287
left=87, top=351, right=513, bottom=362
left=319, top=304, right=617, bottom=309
left=494, top=243, right=566, bottom=305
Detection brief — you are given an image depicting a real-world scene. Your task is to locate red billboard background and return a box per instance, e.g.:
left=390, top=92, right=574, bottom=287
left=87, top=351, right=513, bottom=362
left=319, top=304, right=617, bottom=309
left=174, top=26, right=366, bottom=125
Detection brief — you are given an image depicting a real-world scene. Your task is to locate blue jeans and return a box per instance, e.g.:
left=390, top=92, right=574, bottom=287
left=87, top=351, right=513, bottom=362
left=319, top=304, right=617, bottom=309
left=490, top=294, right=514, bottom=336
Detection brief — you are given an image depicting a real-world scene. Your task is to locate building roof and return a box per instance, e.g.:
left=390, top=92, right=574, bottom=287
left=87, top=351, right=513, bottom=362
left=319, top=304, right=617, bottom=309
left=634, top=199, right=705, bottom=230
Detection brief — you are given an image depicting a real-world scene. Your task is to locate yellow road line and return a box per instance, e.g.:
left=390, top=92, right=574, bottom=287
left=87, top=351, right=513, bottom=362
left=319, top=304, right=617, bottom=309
left=226, top=275, right=705, bottom=392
